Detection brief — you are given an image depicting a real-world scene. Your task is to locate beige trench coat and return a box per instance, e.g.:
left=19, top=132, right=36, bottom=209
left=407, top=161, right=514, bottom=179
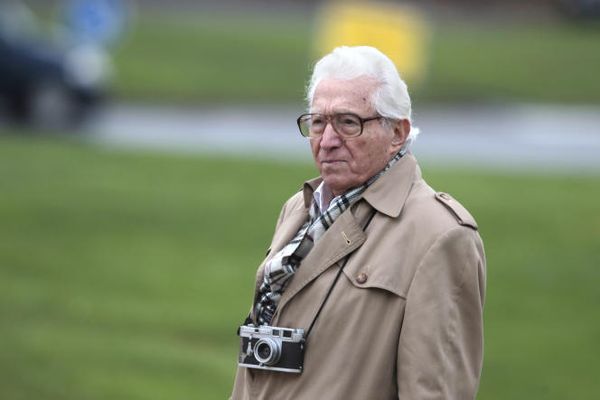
left=231, top=154, right=486, bottom=400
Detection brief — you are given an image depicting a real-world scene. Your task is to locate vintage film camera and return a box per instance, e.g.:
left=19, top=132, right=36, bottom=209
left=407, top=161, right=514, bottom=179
left=238, top=325, right=305, bottom=373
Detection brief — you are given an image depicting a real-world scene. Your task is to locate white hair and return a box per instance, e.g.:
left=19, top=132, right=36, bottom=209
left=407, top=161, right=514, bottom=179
left=306, top=46, right=419, bottom=149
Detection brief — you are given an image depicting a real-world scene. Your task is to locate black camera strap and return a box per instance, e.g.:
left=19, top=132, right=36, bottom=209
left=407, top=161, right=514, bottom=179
left=304, top=206, right=376, bottom=341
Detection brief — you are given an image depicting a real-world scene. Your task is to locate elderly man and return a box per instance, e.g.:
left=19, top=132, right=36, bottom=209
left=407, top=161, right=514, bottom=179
left=231, top=46, right=486, bottom=400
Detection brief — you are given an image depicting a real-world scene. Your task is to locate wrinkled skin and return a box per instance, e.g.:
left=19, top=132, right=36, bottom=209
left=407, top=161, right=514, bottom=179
left=310, top=76, right=411, bottom=196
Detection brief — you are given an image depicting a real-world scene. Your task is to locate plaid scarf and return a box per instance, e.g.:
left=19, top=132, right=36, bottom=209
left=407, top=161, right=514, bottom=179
left=254, top=150, right=404, bottom=325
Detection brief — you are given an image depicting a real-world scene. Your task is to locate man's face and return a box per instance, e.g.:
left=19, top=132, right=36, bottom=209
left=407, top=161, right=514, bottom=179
left=309, top=77, right=407, bottom=196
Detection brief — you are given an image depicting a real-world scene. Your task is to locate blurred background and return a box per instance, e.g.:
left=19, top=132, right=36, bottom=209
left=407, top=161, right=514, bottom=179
left=0, top=0, right=599, bottom=399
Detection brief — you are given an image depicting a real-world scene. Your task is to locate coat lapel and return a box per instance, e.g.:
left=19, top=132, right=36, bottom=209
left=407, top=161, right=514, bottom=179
left=270, top=207, right=309, bottom=255
left=253, top=203, right=309, bottom=301
left=274, top=205, right=367, bottom=318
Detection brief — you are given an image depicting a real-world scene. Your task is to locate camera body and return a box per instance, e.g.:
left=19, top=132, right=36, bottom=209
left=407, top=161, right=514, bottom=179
left=238, top=324, right=305, bottom=373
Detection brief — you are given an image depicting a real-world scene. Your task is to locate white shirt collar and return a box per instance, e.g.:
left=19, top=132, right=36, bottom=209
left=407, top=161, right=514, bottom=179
left=313, top=181, right=335, bottom=214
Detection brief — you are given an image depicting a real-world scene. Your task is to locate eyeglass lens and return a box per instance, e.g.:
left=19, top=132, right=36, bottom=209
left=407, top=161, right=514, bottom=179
left=300, top=114, right=362, bottom=137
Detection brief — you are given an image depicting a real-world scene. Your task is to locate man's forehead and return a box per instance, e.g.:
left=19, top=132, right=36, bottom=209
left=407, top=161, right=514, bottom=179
left=311, top=77, right=377, bottom=112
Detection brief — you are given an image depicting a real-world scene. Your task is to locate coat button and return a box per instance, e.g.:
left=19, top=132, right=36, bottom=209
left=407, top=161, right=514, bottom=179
left=356, top=272, right=368, bottom=284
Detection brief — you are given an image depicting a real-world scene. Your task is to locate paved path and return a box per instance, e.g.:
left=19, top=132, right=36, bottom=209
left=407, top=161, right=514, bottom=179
left=87, top=103, right=600, bottom=173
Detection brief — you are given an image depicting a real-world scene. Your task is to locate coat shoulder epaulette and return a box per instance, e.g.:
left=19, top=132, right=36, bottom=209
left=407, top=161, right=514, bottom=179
left=434, top=192, right=478, bottom=230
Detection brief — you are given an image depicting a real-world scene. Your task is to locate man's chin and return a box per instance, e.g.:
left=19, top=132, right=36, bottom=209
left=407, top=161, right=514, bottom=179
left=321, top=176, right=356, bottom=196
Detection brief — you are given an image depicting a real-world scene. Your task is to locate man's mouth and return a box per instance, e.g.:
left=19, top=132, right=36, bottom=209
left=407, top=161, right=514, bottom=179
left=321, top=159, right=346, bottom=164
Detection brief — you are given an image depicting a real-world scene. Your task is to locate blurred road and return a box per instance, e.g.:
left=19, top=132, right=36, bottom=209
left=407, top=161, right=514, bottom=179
left=87, top=103, right=600, bottom=173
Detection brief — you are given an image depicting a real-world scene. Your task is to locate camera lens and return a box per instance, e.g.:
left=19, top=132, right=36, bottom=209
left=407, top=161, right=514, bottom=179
left=256, top=343, right=271, bottom=359
left=254, top=338, right=281, bottom=366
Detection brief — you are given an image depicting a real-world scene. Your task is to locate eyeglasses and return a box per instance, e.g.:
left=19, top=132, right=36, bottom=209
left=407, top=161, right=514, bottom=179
left=296, top=113, right=384, bottom=139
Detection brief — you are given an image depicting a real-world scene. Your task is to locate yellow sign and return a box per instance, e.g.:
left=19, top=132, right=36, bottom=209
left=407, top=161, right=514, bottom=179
left=314, top=1, right=431, bottom=84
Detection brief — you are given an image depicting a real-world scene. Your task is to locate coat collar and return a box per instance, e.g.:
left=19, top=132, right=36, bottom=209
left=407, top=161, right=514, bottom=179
left=362, top=153, right=419, bottom=218
left=302, top=153, right=419, bottom=218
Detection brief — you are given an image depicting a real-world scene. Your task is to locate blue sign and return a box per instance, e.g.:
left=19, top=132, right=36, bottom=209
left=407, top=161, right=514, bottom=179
left=62, top=0, right=129, bottom=45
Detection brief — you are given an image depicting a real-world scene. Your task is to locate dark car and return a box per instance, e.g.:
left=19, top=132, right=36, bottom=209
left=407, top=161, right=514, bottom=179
left=558, top=0, right=600, bottom=18
left=0, top=2, right=111, bottom=128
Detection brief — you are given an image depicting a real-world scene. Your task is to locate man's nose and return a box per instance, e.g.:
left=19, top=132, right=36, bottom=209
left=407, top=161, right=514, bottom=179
left=319, top=121, right=343, bottom=149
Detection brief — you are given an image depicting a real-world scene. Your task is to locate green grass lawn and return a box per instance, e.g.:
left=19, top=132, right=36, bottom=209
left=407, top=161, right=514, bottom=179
left=0, top=134, right=599, bottom=399
left=111, top=12, right=600, bottom=104
left=112, top=13, right=311, bottom=104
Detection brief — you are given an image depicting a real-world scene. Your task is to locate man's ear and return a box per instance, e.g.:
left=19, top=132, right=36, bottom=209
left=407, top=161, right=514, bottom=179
left=390, top=119, right=411, bottom=149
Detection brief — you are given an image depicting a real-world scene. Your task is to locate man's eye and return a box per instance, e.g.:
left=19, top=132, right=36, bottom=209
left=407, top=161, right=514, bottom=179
left=340, top=117, right=359, bottom=126
left=311, top=117, right=325, bottom=127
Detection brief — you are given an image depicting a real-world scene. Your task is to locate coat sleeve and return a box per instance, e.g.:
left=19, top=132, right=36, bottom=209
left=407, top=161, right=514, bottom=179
left=397, top=226, right=486, bottom=399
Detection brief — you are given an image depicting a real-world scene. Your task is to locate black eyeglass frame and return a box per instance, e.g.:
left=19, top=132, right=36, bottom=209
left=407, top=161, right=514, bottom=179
left=296, top=113, right=385, bottom=139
